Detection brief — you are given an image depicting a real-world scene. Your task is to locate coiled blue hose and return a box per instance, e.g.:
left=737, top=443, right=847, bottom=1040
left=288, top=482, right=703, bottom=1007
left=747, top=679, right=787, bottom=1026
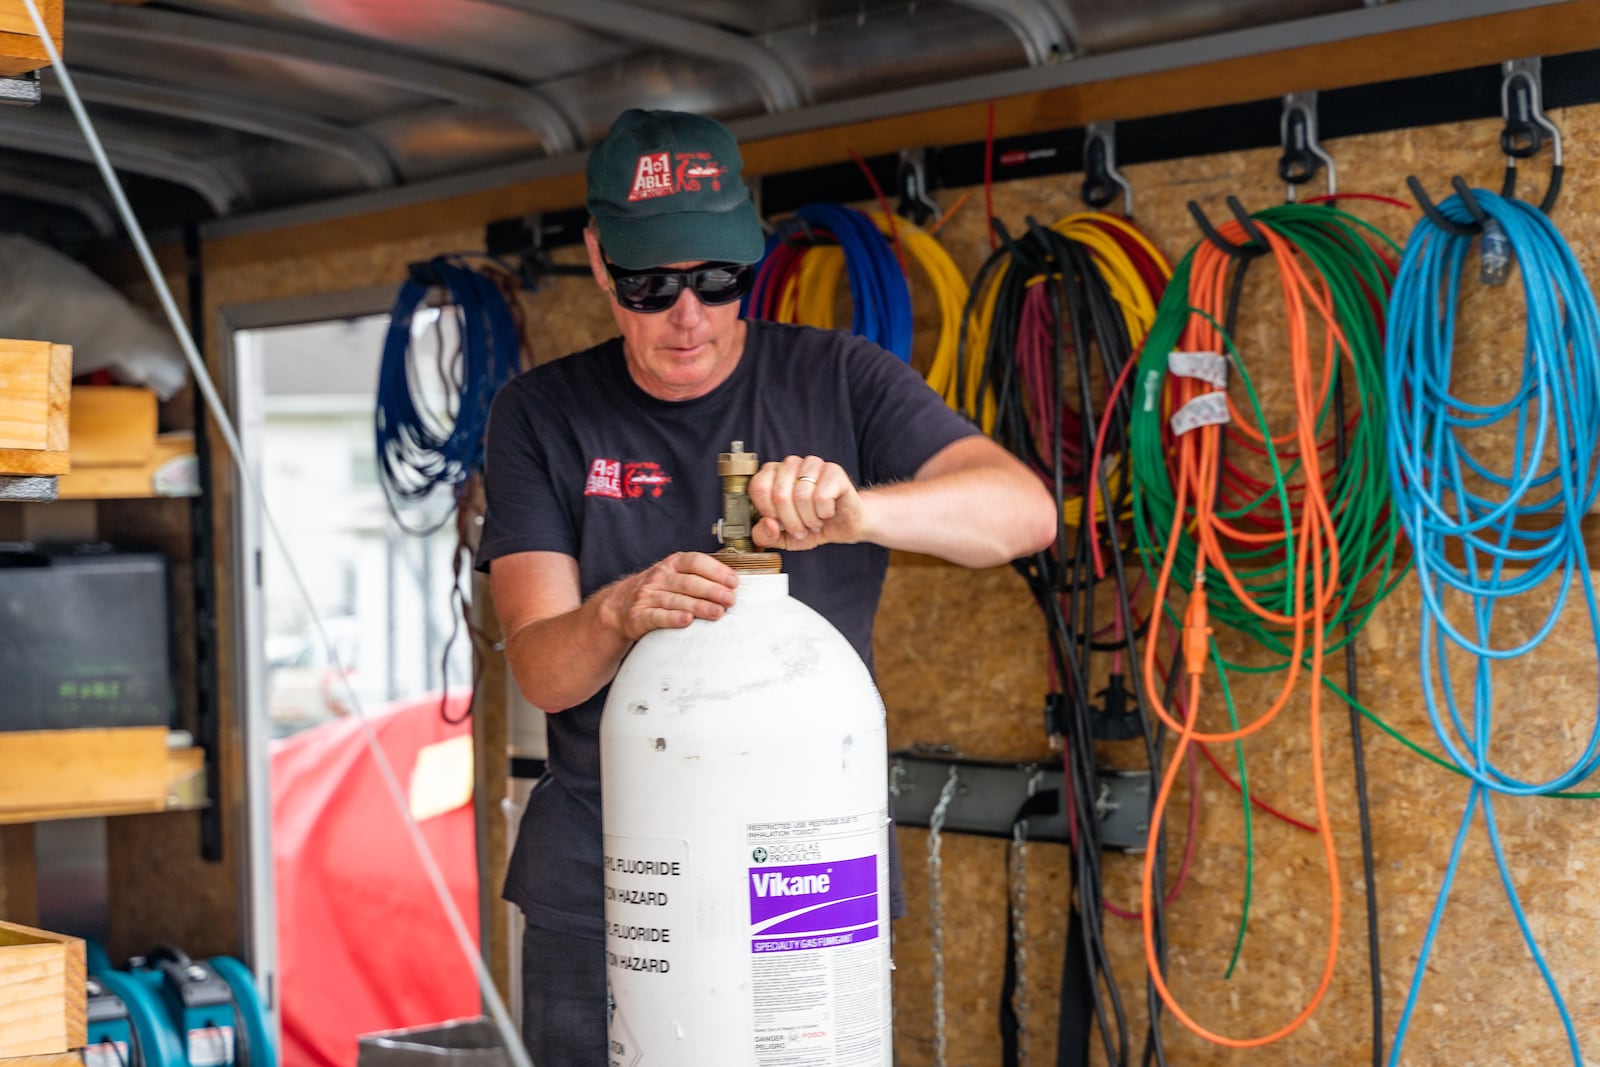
left=746, top=202, right=914, bottom=361
left=1384, top=188, right=1600, bottom=1065
left=375, top=256, right=521, bottom=534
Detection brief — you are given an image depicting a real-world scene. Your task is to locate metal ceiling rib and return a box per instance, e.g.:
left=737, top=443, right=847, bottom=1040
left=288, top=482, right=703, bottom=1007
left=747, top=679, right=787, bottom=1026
left=949, top=0, right=1072, bottom=64
left=0, top=173, right=114, bottom=236
left=57, top=70, right=398, bottom=188
left=67, top=0, right=581, bottom=153
left=772, top=3, right=1027, bottom=105
left=617, top=0, right=941, bottom=36
left=528, top=52, right=768, bottom=145
left=1057, top=0, right=1359, bottom=54
left=0, top=113, right=243, bottom=212
left=479, top=0, right=811, bottom=113
left=63, top=32, right=431, bottom=124
left=723, top=0, right=1564, bottom=140
left=363, top=105, right=544, bottom=182
left=0, top=0, right=1569, bottom=252
left=163, top=0, right=634, bottom=83
left=192, top=0, right=1567, bottom=240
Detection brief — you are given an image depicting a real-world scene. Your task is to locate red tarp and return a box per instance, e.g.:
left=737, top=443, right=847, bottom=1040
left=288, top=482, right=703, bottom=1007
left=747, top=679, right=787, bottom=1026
left=272, top=693, right=480, bottom=1067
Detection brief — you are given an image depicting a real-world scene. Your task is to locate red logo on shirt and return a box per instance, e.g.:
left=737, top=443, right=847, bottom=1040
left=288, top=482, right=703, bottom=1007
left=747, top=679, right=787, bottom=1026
left=584, top=458, right=672, bottom=499
left=623, top=463, right=671, bottom=498
left=585, top=459, right=622, bottom=497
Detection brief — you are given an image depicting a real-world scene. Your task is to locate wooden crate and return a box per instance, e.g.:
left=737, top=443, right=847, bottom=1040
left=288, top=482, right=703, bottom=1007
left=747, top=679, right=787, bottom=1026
left=63, top=387, right=156, bottom=468
left=0, top=920, right=85, bottom=1058
left=0, top=0, right=63, bottom=77
left=0, top=728, right=168, bottom=822
left=0, top=341, right=71, bottom=478
left=0, top=1053, right=83, bottom=1067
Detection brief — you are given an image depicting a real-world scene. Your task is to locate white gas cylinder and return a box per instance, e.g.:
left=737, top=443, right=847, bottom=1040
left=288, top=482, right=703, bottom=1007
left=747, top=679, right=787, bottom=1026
left=600, top=572, right=891, bottom=1066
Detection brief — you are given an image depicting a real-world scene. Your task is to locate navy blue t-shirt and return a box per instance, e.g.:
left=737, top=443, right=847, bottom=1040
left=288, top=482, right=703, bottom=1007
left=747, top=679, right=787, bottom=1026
left=477, top=319, right=978, bottom=939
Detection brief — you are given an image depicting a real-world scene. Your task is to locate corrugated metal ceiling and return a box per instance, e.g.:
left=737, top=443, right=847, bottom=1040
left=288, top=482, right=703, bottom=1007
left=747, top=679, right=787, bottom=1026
left=0, top=0, right=1457, bottom=251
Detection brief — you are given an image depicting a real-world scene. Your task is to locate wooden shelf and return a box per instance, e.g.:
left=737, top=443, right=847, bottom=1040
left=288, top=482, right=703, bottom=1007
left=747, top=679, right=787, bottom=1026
left=56, top=431, right=199, bottom=501
left=0, top=729, right=205, bottom=827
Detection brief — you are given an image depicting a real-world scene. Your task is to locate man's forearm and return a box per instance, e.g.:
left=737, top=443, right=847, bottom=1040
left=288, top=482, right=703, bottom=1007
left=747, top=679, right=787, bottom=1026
left=857, top=438, right=1057, bottom=568
left=858, top=469, right=1055, bottom=567
left=496, top=552, right=740, bottom=713
left=504, top=590, right=633, bottom=713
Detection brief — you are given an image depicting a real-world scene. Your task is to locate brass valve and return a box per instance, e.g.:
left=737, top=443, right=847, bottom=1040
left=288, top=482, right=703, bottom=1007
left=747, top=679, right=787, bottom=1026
left=713, top=440, right=759, bottom=552
left=711, top=441, right=782, bottom=573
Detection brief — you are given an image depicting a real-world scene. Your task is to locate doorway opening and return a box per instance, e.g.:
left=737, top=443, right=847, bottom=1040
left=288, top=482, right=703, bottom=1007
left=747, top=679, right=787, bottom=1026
left=232, top=302, right=482, bottom=1067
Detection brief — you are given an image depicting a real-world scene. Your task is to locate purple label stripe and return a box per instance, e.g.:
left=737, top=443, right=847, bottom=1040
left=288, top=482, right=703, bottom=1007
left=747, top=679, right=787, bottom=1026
left=752, top=893, right=877, bottom=935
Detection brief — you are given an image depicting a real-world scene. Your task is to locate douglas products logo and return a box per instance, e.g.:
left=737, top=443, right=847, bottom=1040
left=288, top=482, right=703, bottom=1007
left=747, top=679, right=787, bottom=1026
left=749, top=842, right=821, bottom=864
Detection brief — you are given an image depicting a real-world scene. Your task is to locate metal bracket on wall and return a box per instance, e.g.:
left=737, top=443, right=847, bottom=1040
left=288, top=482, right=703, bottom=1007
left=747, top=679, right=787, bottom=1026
left=1081, top=121, right=1131, bottom=216
left=0, top=70, right=39, bottom=106
left=1280, top=90, right=1336, bottom=201
left=895, top=148, right=938, bottom=226
left=483, top=209, right=592, bottom=288
left=889, top=750, right=1152, bottom=852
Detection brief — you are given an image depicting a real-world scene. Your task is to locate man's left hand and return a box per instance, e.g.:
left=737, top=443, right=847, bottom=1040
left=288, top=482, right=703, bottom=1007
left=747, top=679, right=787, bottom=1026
left=748, top=454, right=864, bottom=552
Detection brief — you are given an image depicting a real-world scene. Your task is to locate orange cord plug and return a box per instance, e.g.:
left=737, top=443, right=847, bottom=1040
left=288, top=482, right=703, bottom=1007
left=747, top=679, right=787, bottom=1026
left=1182, top=573, right=1211, bottom=676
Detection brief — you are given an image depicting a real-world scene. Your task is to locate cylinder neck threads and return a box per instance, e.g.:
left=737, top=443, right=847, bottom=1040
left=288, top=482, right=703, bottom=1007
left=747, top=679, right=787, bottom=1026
left=713, top=548, right=783, bottom=573
left=712, top=440, right=782, bottom=573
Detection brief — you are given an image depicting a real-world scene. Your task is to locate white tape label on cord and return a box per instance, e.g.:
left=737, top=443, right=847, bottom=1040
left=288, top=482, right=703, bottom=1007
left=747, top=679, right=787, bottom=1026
left=1142, top=369, right=1162, bottom=412
left=1167, top=351, right=1229, bottom=388
left=1170, top=393, right=1230, bottom=436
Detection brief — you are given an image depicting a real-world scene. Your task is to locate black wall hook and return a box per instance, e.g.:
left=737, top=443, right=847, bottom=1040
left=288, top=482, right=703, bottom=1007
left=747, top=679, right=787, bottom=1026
left=1081, top=122, right=1133, bottom=216
left=1187, top=199, right=1264, bottom=258
left=1501, top=76, right=1546, bottom=160
left=1405, top=176, right=1486, bottom=238
left=1410, top=59, right=1565, bottom=231
left=1278, top=91, right=1336, bottom=203
left=896, top=148, right=939, bottom=227
left=991, top=216, right=1040, bottom=272
left=775, top=215, right=828, bottom=247
left=483, top=210, right=592, bottom=288
left=1450, top=176, right=1490, bottom=228
left=1499, top=58, right=1564, bottom=215
left=1226, top=196, right=1271, bottom=249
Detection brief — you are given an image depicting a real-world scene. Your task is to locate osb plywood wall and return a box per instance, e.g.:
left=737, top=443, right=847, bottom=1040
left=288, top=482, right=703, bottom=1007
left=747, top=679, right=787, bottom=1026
left=190, top=102, right=1600, bottom=1066
left=878, top=105, right=1600, bottom=1067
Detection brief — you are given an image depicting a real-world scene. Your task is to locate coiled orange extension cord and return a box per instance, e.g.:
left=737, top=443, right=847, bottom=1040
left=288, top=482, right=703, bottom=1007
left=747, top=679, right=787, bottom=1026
left=1136, top=212, right=1349, bottom=1048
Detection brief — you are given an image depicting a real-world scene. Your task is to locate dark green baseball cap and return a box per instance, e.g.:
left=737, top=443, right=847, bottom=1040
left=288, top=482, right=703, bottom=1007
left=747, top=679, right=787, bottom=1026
left=586, top=108, right=766, bottom=270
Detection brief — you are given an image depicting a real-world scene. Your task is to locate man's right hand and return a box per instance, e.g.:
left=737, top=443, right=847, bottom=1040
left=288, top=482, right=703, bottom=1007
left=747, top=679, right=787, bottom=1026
left=493, top=549, right=739, bottom=712
left=598, top=551, right=740, bottom=641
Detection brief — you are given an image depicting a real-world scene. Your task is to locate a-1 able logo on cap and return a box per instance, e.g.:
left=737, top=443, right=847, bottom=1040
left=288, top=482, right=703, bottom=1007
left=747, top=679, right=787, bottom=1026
left=628, top=150, right=728, bottom=201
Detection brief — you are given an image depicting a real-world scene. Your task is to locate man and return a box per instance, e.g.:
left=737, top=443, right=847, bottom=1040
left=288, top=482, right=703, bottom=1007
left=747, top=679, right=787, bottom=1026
left=478, top=107, right=1055, bottom=1065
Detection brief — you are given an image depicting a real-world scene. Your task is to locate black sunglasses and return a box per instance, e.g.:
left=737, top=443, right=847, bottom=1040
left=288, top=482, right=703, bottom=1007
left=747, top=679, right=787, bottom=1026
left=603, top=258, right=755, bottom=314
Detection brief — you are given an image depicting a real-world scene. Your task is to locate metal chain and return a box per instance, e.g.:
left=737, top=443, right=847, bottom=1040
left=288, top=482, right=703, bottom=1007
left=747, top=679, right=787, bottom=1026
left=1010, top=821, right=1031, bottom=1067
left=928, top=766, right=960, bottom=1067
